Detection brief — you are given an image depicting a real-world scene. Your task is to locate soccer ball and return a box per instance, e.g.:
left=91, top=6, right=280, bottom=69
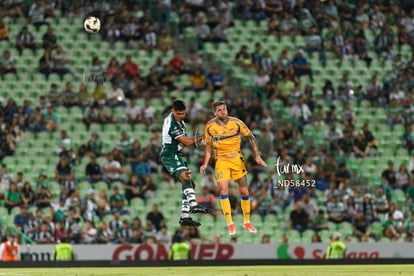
left=84, top=16, right=101, bottom=33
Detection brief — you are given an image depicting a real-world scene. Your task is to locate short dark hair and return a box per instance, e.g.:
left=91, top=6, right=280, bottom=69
left=213, top=101, right=226, bottom=112
left=172, top=100, right=186, bottom=111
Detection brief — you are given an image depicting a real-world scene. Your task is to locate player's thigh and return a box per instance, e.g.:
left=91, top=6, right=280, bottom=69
left=214, top=158, right=232, bottom=183
left=161, top=154, right=189, bottom=180
left=230, top=156, right=248, bottom=182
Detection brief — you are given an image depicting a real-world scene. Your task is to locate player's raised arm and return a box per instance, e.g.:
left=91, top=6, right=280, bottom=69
left=200, top=123, right=213, bottom=174
left=200, top=142, right=212, bottom=175
left=247, top=132, right=267, bottom=167
left=175, top=134, right=204, bottom=147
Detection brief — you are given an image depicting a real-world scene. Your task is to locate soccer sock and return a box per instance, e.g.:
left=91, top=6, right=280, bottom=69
left=241, top=196, right=251, bottom=223
left=181, top=196, right=190, bottom=218
left=182, top=179, right=197, bottom=207
left=220, top=194, right=233, bottom=225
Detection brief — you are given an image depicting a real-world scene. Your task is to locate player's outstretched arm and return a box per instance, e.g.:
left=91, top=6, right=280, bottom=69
left=247, top=133, right=267, bottom=167
left=200, top=142, right=213, bottom=175
left=176, top=134, right=204, bottom=147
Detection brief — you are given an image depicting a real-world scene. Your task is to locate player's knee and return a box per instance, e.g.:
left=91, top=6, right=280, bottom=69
left=239, top=187, right=249, bottom=197
left=178, top=171, right=191, bottom=181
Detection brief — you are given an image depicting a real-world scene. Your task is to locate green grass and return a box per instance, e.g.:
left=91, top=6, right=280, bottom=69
left=0, top=265, right=413, bottom=276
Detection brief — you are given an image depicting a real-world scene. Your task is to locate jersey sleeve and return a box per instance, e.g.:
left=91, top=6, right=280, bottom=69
left=169, top=125, right=185, bottom=140
left=236, top=118, right=251, bottom=136
left=204, top=123, right=212, bottom=144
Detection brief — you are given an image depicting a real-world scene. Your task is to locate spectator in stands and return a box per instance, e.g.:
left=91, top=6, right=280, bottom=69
left=52, top=46, right=72, bottom=80
left=395, top=163, right=411, bottom=192
left=373, top=186, right=389, bottom=216
left=362, top=193, right=379, bottom=223
left=89, top=57, right=106, bottom=84
left=76, top=84, right=90, bottom=108
left=389, top=202, right=405, bottom=234
left=42, top=104, right=60, bottom=132
left=157, top=27, right=172, bottom=52
left=115, top=131, right=133, bottom=158
left=85, top=154, right=103, bottom=185
left=20, top=181, right=35, bottom=207
left=123, top=174, right=146, bottom=205
left=194, top=17, right=210, bottom=48
left=109, top=185, right=128, bottom=215
left=374, top=27, right=394, bottom=56
left=352, top=211, right=374, bottom=242
left=121, top=55, right=139, bottom=80
left=55, top=155, right=76, bottom=191
left=141, top=24, right=157, bottom=51
left=235, top=45, right=253, bottom=68
left=38, top=48, right=52, bottom=80
left=289, top=200, right=309, bottom=233
left=327, top=195, right=346, bottom=224
left=94, top=189, right=109, bottom=220
left=61, top=82, right=78, bottom=108
left=381, top=161, right=397, bottom=189
left=35, top=221, right=54, bottom=244
left=188, top=69, right=207, bottom=92
left=114, top=219, right=132, bottom=244
left=289, top=95, right=312, bottom=127
left=106, top=82, right=126, bottom=107
left=146, top=204, right=165, bottom=232
left=382, top=213, right=400, bottom=241
left=0, top=18, right=9, bottom=41
left=325, top=123, right=343, bottom=151
left=106, top=57, right=120, bottom=82
left=108, top=209, right=122, bottom=235
left=142, top=220, right=157, bottom=241
left=14, top=205, right=28, bottom=232
left=292, top=50, right=313, bottom=81
left=28, top=0, right=50, bottom=30
left=0, top=50, right=17, bottom=77
left=312, top=209, right=329, bottom=232
left=81, top=189, right=97, bottom=222
left=404, top=212, right=414, bottom=237
left=186, top=51, right=204, bottom=74
left=121, top=15, right=140, bottom=49
left=42, top=26, right=57, bottom=50
left=126, top=99, right=142, bottom=125
left=0, top=132, right=16, bottom=160
left=142, top=99, right=156, bottom=128
left=35, top=185, right=52, bottom=210
left=253, top=68, right=271, bottom=99
left=96, top=221, right=111, bottom=244
left=15, top=26, right=37, bottom=56
left=81, top=220, right=96, bottom=244
left=169, top=51, right=186, bottom=75
left=206, top=66, right=226, bottom=93
left=4, top=182, right=21, bottom=215
left=53, top=221, right=67, bottom=243
left=402, top=124, right=414, bottom=155
left=102, top=151, right=123, bottom=186
left=211, top=19, right=229, bottom=43
left=23, top=211, right=38, bottom=240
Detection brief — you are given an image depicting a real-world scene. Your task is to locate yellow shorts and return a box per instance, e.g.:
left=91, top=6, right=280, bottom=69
left=214, top=154, right=247, bottom=183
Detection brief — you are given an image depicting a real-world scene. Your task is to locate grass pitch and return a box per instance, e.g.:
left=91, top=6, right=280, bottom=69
left=0, top=265, right=413, bottom=276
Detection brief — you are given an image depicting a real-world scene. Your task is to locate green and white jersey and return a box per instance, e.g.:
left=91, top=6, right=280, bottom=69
left=161, top=113, right=186, bottom=155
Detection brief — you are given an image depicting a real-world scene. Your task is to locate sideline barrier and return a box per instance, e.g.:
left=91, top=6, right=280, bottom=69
left=16, top=243, right=414, bottom=261
left=1, top=259, right=414, bottom=268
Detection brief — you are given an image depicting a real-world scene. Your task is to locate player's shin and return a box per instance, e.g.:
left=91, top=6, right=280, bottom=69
left=241, top=196, right=251, bottom=223
left=181, top=196, right=190, bottom=218
left=182, top=179, right=197, bottom=206
left=220, top=194, right=233, bottom=224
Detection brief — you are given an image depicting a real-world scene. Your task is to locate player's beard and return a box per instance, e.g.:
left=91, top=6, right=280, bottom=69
left=216, top=113, right=227, bottom=123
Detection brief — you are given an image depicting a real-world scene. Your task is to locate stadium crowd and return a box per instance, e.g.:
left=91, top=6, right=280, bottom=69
left=0, top=0, right=414, bottom=245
